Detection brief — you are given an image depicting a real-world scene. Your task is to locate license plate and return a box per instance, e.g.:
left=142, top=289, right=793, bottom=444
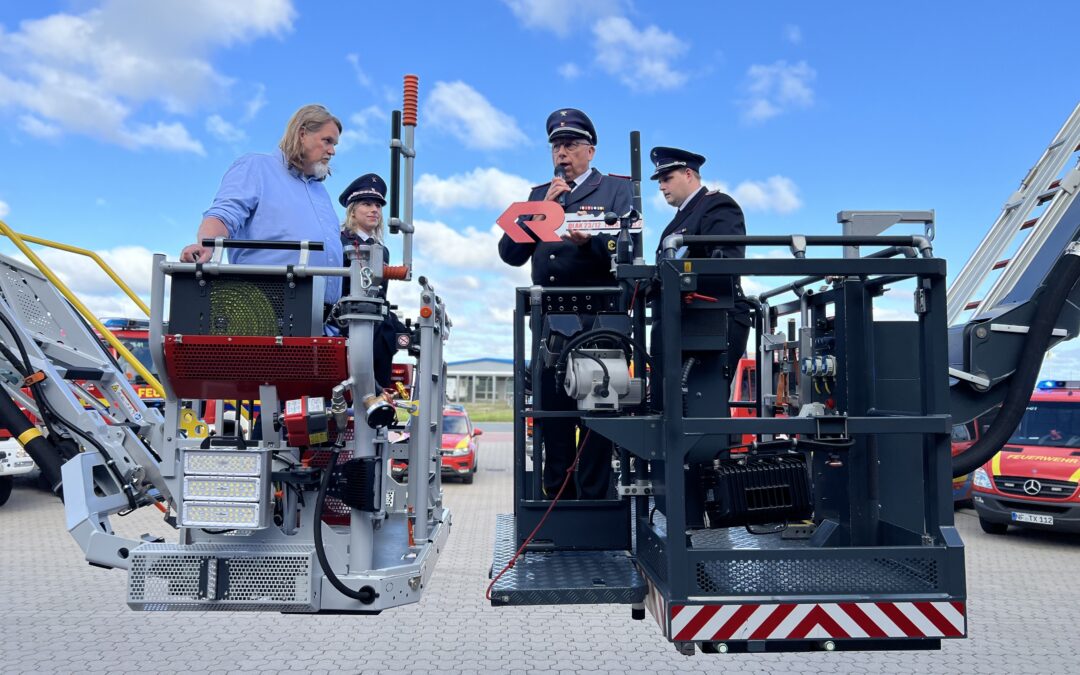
left=1011, top=511, right=1054, bottom=525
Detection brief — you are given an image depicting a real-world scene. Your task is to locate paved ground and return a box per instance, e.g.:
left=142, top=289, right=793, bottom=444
left=2, top=423, right=1079, bottom=674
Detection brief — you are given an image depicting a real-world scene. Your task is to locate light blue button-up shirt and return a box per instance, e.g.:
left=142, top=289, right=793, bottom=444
left=203, top=150, right=343, bottom=304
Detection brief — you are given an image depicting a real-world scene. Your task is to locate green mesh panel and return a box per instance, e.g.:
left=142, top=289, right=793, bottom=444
left=208, top=280, right=285, bottom=336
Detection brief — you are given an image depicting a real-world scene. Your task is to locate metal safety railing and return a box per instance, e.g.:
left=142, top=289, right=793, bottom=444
left=0, top=220, right=163, bottom=393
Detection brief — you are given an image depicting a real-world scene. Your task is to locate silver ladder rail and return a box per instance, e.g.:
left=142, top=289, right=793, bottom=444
left=947, top=102, right=1080, bottom=326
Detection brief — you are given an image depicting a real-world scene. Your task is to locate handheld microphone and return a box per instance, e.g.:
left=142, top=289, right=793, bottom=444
left=554, top=166, right=567, bottom=207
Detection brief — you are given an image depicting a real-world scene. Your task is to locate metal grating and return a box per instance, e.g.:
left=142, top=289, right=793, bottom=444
left=695, top=556, right=940, bottom=595
left=163, top=335, right=347, bottom=400
left=128, top=543, right=315, bottom=612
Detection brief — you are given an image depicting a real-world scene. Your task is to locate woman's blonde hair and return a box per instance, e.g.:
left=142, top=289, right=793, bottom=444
left=343, top=201, right=385, bottom=242
left=279, top=104, right=342, bottom=172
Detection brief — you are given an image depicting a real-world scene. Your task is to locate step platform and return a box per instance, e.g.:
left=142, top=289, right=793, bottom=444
left=489, top=513, right=645, bottom=606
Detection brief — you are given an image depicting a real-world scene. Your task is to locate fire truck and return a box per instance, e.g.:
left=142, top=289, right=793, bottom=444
left=972, top=380, right=1080, bottom=533
left=96, top=317, right=162, bottom=405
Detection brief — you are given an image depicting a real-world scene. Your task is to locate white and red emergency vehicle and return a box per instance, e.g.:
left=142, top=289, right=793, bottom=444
left=972, top=380, right=1080, bottom=534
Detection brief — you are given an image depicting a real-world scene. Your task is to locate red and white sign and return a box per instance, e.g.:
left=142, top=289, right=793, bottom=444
left=665, top=600, right=966, bottom=642
left=495, top=202, right=643, bottom=242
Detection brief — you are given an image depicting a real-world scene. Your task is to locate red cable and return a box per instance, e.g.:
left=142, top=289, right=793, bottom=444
left=628, top=281, right=640, bottom=316
left=485, top=429, right=591, bottom=601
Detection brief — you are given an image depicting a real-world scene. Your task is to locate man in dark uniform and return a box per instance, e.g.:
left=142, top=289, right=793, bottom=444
left=650, top=146, right=752, bottom=390
left=498, top=108, right=632, bottom=500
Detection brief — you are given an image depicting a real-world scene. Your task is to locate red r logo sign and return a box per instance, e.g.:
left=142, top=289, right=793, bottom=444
left=495, top=202, right=565, bottom=243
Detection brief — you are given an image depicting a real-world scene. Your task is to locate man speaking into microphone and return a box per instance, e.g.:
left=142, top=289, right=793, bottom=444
left=498, top=108, right=631, bottom=501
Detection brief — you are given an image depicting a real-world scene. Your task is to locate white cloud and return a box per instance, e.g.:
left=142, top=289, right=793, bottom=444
left=0, top=0, right=294, bottom=152
left=130, top=121, right=205, bottom=155
left=425, top=81, right=528, bottom=150
left=0, top=200, right=9, bottom=219
left=592, top=17, right=689, bottom=92
left=726, top=176, right=802, bottom=214
left=784, top=24, right=802, bottom=44
left=410, top=221, right=519, bottom=275
left=383, top=219, right=531, bottom=359
left=242, top=83, right=267, bottom=122
left=1041, top=344, right=1080, bottom=380
left=740, top=60, right=816, bottom=123
left=337, top=105, right=387, bottom=152
left=17, top=114, right=62, bottom=139
left=501, top=0, right=625, bottom=37
left=649, top=176, right=803, bottom=214
left=205, top=114, right=246, bottom=143
left=95, top=198, right=108, bottom=207
left=501, top=1, right=690, bottom=94
left=345, top=53, right=372, bottom=88
left=488, top=306, right=515, bottom=325
left=415, top=168, right=533, bottom=210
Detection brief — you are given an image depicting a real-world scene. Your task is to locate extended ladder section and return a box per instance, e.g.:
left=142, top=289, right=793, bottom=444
left=947, top=103, right=1080, bottom=326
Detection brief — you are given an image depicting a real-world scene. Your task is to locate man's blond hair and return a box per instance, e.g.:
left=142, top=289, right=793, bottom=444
left=279, top=104, right=342, bottom=172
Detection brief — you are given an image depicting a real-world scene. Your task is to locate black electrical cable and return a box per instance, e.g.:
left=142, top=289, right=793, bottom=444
left=571, top=348, right=610, bottom=396
left=0, top=311, right=59, bottom=439
left=555, top=328, right=652, bottom=380
left=313, top=442, right=377, bottom=605
left=953, top=245, right=1080, bottom=477
left=0, top=342, right=27, bottom=377
left=680, top=357, right=698, bottom=390
left=0, top=311, right=136, bottom=507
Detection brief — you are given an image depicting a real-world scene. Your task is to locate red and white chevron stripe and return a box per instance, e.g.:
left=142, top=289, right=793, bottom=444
left=669, top=601, right=966, bottom=642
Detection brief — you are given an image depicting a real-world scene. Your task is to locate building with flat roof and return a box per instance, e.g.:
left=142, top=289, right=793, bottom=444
left=445, top=358, right=514, bottom=403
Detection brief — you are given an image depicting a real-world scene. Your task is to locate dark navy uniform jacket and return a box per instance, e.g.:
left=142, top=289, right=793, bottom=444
left=498, top=168, right=633, bottom=286
left=654, top=187, right=745, bottom=260
left=654, top=187, right=752, bottom=325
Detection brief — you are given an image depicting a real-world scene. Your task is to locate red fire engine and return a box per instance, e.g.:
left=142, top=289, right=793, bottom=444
left=972, top=380, right=1080, bottom=533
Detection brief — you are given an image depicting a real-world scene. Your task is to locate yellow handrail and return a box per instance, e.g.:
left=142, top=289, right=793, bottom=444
left=0, top=220, right=164, bottom=393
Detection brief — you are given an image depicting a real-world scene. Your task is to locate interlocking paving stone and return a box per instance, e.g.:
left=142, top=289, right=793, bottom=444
left=2, top=424, right=1077, bottom=673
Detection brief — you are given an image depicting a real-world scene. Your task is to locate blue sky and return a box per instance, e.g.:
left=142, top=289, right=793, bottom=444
left=1, top=1, right=1079, bottom=372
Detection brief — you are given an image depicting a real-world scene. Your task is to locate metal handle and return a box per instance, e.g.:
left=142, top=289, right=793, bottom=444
left=201, top=238, right=325, bottom=252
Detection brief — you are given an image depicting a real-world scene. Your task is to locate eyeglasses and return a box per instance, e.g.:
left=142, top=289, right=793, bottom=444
left=550, top=140, right=592, bottom=153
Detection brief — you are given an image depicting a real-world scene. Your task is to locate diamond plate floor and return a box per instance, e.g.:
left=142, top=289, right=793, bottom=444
left=489, top=513, right=645, bottom=606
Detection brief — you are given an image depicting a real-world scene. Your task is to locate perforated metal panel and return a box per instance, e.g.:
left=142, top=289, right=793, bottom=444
left=163, top=335, right=347, bottom=400
left=0, top=264, right=60, bottom=336
left=694, top=555, right=940, bottom=595
left=128, top=543, right=316, bottom=612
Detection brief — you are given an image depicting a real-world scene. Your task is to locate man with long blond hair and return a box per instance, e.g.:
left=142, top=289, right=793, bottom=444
left=181, top=104, right=345, bottom=305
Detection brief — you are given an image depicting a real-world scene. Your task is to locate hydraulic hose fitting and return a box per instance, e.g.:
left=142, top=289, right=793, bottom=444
left=330, top=385, right=349, bottom=432
left=362, top=393, right=396, bottom=429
